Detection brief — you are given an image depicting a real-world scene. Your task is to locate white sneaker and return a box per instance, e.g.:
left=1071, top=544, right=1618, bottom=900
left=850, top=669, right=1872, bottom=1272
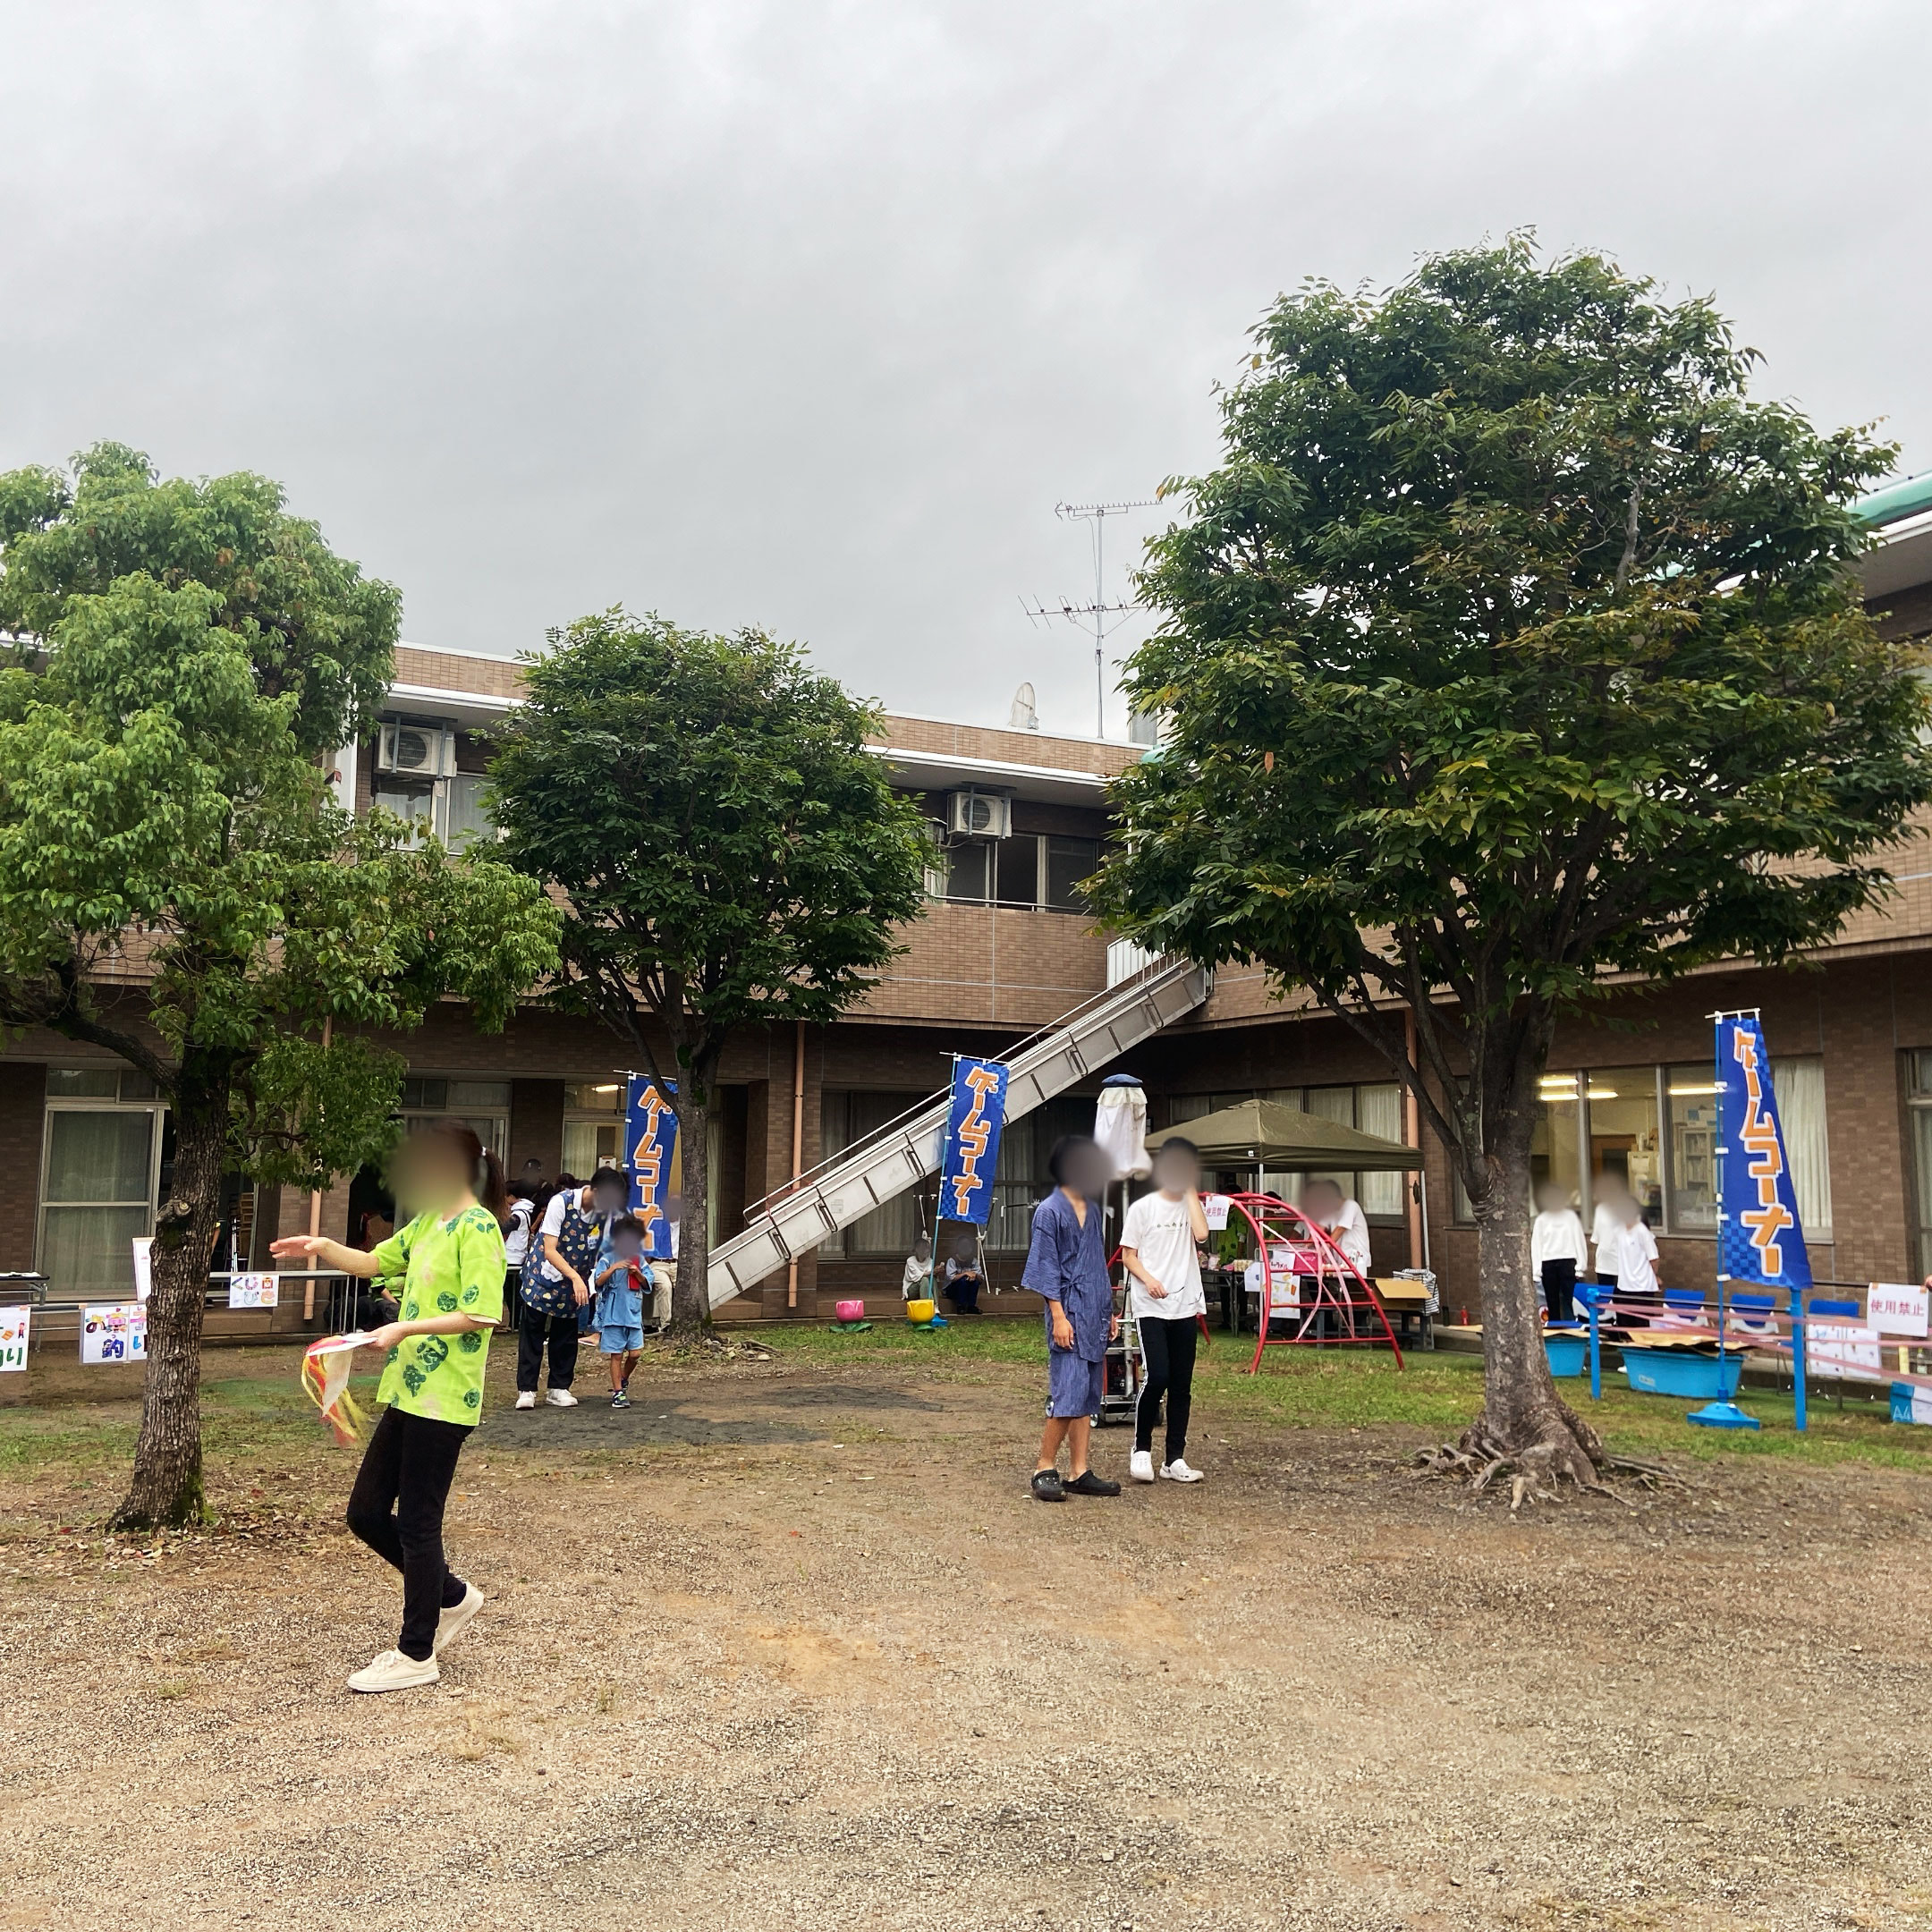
left=513, top=1391, right=537, bottom=1411
left=1128, top=1450, right=1156, bottom=1484
left=347, top=1648, right=440, bottom=1694
left=435, top=1582, right=484, bottom=1655
left=1160, top=1459, right=1204, bottom=1483
left=544, top=1387, right=578, bottom=1408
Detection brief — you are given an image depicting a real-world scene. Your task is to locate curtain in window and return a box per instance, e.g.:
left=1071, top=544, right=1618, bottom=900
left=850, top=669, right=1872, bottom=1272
left=826, top=1092, right=932, bottom=1257
left=1770, top=1056, right=1833, bottom=1238
left=1356, top=1083, right=1405, bottom=1216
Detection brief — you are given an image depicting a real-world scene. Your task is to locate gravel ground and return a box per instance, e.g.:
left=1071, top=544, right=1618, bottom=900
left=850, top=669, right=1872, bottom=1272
left=2, top=1347, right=1929, bottom=1931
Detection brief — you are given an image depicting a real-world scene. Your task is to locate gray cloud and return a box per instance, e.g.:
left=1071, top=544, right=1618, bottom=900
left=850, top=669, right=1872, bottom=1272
left=2, top=1, right=1923, bottom=735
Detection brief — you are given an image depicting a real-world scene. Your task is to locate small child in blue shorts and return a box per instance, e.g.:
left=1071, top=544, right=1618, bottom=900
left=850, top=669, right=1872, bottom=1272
left=593, top=1214, right=648, bottom=1407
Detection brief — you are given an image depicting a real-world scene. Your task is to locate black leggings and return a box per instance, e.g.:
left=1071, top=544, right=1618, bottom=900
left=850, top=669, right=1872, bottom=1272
left=345, top=1405, right=473, bottom=1661
left=516, top=1299, right=579, bottom=1393
left=1135, top=1315, right=1199, bottom=1462
left=1540, top=1258, right=1577, bottom=1323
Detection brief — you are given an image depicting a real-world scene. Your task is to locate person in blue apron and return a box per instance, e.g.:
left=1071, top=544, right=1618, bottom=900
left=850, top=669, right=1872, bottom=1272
left=1022, top=1135, right=1121, bottom=1502
left=514, top=1166, right=627, bottom=1410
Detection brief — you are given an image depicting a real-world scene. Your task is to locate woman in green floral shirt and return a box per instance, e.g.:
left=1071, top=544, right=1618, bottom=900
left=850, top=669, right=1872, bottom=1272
left=274, top=1118, right=507, bottom=1694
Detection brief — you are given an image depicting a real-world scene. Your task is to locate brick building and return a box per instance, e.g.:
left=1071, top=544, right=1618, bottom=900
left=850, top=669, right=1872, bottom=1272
left=4, top=496, right=1931, bottom=1320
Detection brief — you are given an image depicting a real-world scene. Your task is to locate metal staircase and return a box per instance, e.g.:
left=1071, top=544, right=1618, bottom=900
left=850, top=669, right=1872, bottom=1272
left=705, top=955, right=1209, bottom=1309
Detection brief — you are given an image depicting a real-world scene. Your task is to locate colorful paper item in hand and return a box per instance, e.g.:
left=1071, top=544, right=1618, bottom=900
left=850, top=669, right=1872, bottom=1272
left=301, top=1333, right=372, bottom=1445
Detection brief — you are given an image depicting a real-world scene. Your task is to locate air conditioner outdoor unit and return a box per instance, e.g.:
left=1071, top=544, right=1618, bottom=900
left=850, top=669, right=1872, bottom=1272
left=377, top=720, right=456, bottom=777
left=945, top=791, right=1012, bottom=840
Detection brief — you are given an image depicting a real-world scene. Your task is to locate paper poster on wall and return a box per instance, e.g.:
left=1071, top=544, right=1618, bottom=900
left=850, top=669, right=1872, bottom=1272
left=227, top=1272, right=279, bottom=1309
left=1868, top=1283, right=1929, bottom=1338
left=131, top=1237, right=154, bottom=1304
left=0, top=1306, right=29, bottom=1371
left=1805, top=1320, right=1884, bottom=1383
left=1203, top=1194, right=1231, bottom=1232
left=80, top=1302, right=147, bottom=1365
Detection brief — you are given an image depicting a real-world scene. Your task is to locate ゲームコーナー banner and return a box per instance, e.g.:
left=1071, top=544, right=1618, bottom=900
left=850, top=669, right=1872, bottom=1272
left=1716, top=1013, right=1812, bottom=1293
left=624, top=1076, right=679, bottom=1259
left=937, top=1057, right=1009, bottom=1226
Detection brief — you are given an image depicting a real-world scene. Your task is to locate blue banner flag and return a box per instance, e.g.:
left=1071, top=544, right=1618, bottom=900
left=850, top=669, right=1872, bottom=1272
left=1716, top=1014, right=1811, bottom=1293
left=936, top=1056, right=1009, bottom=1226
left=623, top=1075, right=680, bottom=1259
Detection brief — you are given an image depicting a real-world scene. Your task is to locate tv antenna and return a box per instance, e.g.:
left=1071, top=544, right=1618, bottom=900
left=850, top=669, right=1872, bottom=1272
left=1021, top=498, right=1155, bottom=738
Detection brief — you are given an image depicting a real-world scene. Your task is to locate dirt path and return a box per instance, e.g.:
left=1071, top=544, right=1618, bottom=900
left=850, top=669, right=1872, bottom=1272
left=2, top=1349, right=1928, bottom=1930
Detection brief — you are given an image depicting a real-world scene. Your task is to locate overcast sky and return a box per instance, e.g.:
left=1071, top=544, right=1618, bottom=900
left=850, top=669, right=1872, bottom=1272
left=3, top=2, right=1925, bottom=737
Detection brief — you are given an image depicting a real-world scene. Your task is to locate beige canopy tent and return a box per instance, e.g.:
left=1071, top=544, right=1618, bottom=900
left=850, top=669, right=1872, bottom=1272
left=1144, top=1097, right=1422, bottom=1170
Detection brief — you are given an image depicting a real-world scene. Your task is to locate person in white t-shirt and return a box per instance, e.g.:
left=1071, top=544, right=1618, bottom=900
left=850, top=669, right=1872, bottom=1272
left=1590, top=1191, right=1625, bottom=1288
left=1301, top=1177, right=1371, bottom=1275
left=902, top=1233, right=933, bottom=1301
left=1119, top=1137, right=1210, bottom=1486
left=1615, top=1194, right=1661, bottom=1301
left=1530, top=1183, right=1589, bottom=1322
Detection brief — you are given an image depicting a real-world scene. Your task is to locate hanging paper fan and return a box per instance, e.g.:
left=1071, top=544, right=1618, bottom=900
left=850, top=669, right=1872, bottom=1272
left=301, top=1332, right=372, bottom=1445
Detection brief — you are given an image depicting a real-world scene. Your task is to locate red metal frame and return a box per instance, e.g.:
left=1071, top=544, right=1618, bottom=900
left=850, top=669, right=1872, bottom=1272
left=1228, top=1191, right=1404, bottom=1373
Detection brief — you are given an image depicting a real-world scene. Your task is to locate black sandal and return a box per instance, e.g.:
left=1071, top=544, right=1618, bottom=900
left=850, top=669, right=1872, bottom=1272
left=1064, top=1470, right=1121, bottom=1497
left=1030, top=1469, right=1065, bottom=1503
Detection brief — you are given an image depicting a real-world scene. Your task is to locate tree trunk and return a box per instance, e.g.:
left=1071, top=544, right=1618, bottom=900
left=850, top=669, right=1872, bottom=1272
left=668, top=1096, right=710, bottom=1337
left=1469, top=1083, right=1603, bottom=1487
left=112, top=1075, right=226, bottom=1530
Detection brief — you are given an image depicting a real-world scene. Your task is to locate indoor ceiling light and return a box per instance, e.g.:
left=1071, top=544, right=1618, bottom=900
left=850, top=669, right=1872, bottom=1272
left=593, top=1083, right=621, bottom=1093
left=1668, top=1084, right=1720, bottom=1097
left=1586, top=1088, right=1618, bottom=1099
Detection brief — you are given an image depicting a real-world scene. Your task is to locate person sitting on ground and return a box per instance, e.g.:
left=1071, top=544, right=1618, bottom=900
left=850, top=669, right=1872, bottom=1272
left=1301, top=1176, right=1370, bottom=1275
left=902, top=1233, right=933, bottom=1301
left=1120, top=1136, right=1210, bottom=1486
left=1530, top=1182, right=1588, bottom=1323
left=593, top=1214, right=648, bottom=1407
left=1022, top=1135, right=1122, bottom=1504
left=945, top=1234, right=985, bottom=1315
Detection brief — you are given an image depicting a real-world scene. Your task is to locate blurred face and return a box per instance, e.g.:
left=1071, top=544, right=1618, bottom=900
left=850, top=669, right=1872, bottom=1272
left=1152, top=1144, right=1200, bottom=1196
left=1059, top=1141, right=1113, bottom=1199
left=1535, top=1182, right=1566, bottom=1215
left=590, top=1176, right=628, bottom=1214
left=612, top=1228, right=643, bottom=1258
left=1301, top=1180, right=1342, bottom=1221
left=390, top=1135, right=471, bottom=1216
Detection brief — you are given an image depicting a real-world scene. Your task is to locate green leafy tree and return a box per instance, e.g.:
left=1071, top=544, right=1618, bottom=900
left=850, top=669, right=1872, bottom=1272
left=1093, top=242, right=1932, bottom=1484
left=488, top=611, right=929, bottom=1335
left=0, top=445, right=561, bottom=1528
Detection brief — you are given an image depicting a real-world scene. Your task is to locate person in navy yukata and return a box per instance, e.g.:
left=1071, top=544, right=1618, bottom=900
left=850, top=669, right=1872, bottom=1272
left=1023, top=1135, right=1123, bottom=1502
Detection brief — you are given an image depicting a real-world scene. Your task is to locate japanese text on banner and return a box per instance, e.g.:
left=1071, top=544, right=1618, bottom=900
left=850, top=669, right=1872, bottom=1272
left=1716, top=1013, right=1812, bottom=1292
left=937, top=1057, right=1010, bottom=1226
left=624, top=1076, right=680, bottom=1259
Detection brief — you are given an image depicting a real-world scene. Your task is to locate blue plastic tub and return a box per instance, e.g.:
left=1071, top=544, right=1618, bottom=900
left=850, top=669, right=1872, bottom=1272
left=1544, top=1335, right=1587, bottom=1378
left=1621, top=1352, right=1742, bottom=1400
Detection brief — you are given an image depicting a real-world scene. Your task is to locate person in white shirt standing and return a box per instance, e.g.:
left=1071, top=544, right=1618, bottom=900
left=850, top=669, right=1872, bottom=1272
left=1615, top=1193, right=1661, bottom=1301
left=1530, top=1183, right=1589, bottom=1321
left=1589, top=1189, right=1624, bottom=1290
left=1119, top=1137, right=1210, bottom=1485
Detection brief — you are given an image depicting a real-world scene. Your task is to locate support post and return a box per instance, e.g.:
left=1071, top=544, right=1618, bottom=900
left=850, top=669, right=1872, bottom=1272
left=303, top=1017, right=330, bottom=1320
left=784, top=1020, right=805, bottom=1311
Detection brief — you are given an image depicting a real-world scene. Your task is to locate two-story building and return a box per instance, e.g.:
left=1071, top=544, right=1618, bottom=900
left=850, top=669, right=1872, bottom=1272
left=4, top=489, right=1930, bottom=1323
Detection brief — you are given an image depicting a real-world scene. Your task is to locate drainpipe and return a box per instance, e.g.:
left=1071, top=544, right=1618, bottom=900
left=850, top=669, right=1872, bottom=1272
left=785, top=1020, right=806, bottom=1309
left=303, top=1017, right=331, bottom=1320
left=1404, top=1010, right=1430, bottom=1275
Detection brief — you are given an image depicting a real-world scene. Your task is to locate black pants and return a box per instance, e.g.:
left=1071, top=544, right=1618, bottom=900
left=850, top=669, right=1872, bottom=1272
left=516, top=1299, right=579, bottom=1393
left=1135, top=1315, right=1199, bottom=1463
left=1540, top=1258, right=1577, bottom=1323
left=346, top=1405, right=472, bottom=1661
left=950, top=1275, right=982, bottom=1314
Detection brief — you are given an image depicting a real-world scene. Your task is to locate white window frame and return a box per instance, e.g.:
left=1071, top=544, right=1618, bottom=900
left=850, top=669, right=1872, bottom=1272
left=36, top=1077, right=169, bottom=1285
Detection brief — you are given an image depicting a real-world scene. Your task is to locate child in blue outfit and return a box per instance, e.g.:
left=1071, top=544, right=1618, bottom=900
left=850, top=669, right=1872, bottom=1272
left=593, top=1214, right=648, bottom=1408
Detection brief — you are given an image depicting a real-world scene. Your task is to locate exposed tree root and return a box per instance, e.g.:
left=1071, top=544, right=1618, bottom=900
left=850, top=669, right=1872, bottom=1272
left=1411, top=1400, right=1669, bottom=1509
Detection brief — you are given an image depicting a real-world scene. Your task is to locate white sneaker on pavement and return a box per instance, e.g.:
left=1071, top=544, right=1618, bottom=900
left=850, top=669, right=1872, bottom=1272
left=544, top=1387, right=579, bottom=1408
left=347, top=1648, right=440, bottom=1694
left=514, top=1391, right=537, bottom=1411
left=1128, top=1450, right=1156, bottom=1484
left=434, top=1582, right=484, bottom=1655
left=1160, top=1459, right=1204, bottom=1483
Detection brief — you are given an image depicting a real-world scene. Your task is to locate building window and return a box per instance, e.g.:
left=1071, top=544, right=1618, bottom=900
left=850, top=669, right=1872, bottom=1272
left=562, top=1078, right=625, bottom=1177
left=38, top=1068, right=168, bottom=1298
left=1911, top=1051, right=1932, bottom=1276
left=1769, top=1056, right=1832, bottom=1241
left=1164, top=1084, right=1406, bottom=1223
left=942, top=835, right=1100, bottom=912
left=1665, top=1063, right=1721, bottom=1234
left=400, top=1077, right=509, bottom=1160
left=818, top=1091, right=935, bottom=1255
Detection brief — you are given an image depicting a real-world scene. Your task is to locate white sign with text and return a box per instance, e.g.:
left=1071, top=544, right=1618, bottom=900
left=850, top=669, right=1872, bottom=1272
left=80, top=1302, right=147, bottom=1365
left=227, top=1272, right=280, bottom=1310
left=1868, top=1283, right=1929, bottom=1338
left=0, top=1306, right=28, bottom=1371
